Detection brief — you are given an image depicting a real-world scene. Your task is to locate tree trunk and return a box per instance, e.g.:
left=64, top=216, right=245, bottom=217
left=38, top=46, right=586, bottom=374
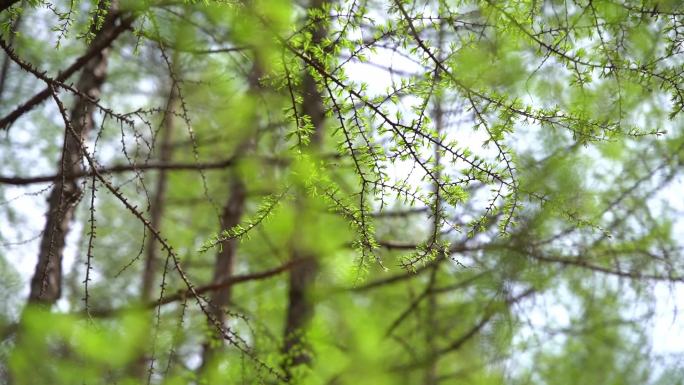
left=282, top=253, right=318, bottom=373
left=199, top=56, right=260, bottom=370
left=130, top=82, right=178, bottom=382
left=200, top=176, right=246, bottom=366
left=0, top=0, right=20, bottom=14
left=28, top=1, right=119, bottom=305
left=140, top=87, right=178, bottom=303
left=0, top=7, right=22, bottom=100
left=282, top=0, right=327, bottom=378
left=424, top=21, right=446, bottom=385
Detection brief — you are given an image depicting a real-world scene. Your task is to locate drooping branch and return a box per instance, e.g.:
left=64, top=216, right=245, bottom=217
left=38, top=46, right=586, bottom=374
left=0, top=12, right=135, bottom=130
left=49, top=87, right=286, bottom=381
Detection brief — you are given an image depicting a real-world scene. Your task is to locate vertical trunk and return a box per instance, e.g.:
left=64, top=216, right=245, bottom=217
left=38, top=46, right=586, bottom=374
left=140, top=87, right=178, bottom=303
left=200, top=176, right=246, bottom=365
left=0, top=6, right=22, bottom=100
left=0, top=0, right=20, bottom=14
left=424, top=267, right=439, bottom=385
left=282, top=253, right=318, bottom=373
left=424, top=86, right=442, bottom=385
left=423, top=108, right=442, bottom=385
left=198, top=58, right=261, bottom=370
left=424, top=19, right=446, bottom=385
left=132, top=62, right=185, bottom=382
left=28, top=1, right=119, bottom=305
left=282, top=0, right=327, bottom=378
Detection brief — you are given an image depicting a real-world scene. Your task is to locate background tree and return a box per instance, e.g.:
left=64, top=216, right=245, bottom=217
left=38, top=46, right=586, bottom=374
left=2, top=0, right=684, bottom=384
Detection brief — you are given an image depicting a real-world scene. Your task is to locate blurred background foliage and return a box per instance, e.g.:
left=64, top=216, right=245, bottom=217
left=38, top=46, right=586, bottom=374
left=1, top=0, right=684, bottom=384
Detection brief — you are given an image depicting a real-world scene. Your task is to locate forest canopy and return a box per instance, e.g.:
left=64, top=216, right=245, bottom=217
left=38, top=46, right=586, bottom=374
left=1, top=0, right=684, bottom=384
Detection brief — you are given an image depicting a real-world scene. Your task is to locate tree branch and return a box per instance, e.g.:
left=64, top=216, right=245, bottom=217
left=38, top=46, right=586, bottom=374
left=91, top=259, right=302, bottom=317
left=0, top=13, right=135, bottom=130
left=0, top=158, right=237, bottom=186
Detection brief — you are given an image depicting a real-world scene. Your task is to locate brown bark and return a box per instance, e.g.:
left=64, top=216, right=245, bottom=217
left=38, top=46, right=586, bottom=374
left=282, top=253, right=318, bottom=373
left=198, top=55, right=261, bottom=370
left=0, top=0, right=19, bottom=13
left=130, top=82, right=177, bottom=382
left=281, top=0, right=327, bottom=378
left=200, top=176, right=246, bottom=365
left=424, top=21, right=446, bottom=385
left=28, top=2, right=119, bottom=305
left=200, top=37, right=263, bottom=372
left=140, top=88, right=178, bottom=303
left=0, top=6, right=21, bottom=100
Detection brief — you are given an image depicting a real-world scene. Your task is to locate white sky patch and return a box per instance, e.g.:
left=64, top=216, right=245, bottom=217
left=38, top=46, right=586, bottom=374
left=653, top=282, right=684, bottom=353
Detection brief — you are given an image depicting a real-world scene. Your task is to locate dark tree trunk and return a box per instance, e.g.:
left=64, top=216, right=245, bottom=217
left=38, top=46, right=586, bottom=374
left=199, top=58, right=260, bottom=370
left=282, top=0, right=327, bottom=378
left=200, top=177, right=246, bottom=366
left=0, top=7, right=22, bottom=100
left=140, top=87, right=178, bottom=303
left=0, top=0, right=20, bottom=13
left=130, top=83, right=178, bottom=382
left=282, top=253, right=318, bottom=372
left=28, top=2, right=120, bottom=305
left=424, top=22, right=446, bottom=385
